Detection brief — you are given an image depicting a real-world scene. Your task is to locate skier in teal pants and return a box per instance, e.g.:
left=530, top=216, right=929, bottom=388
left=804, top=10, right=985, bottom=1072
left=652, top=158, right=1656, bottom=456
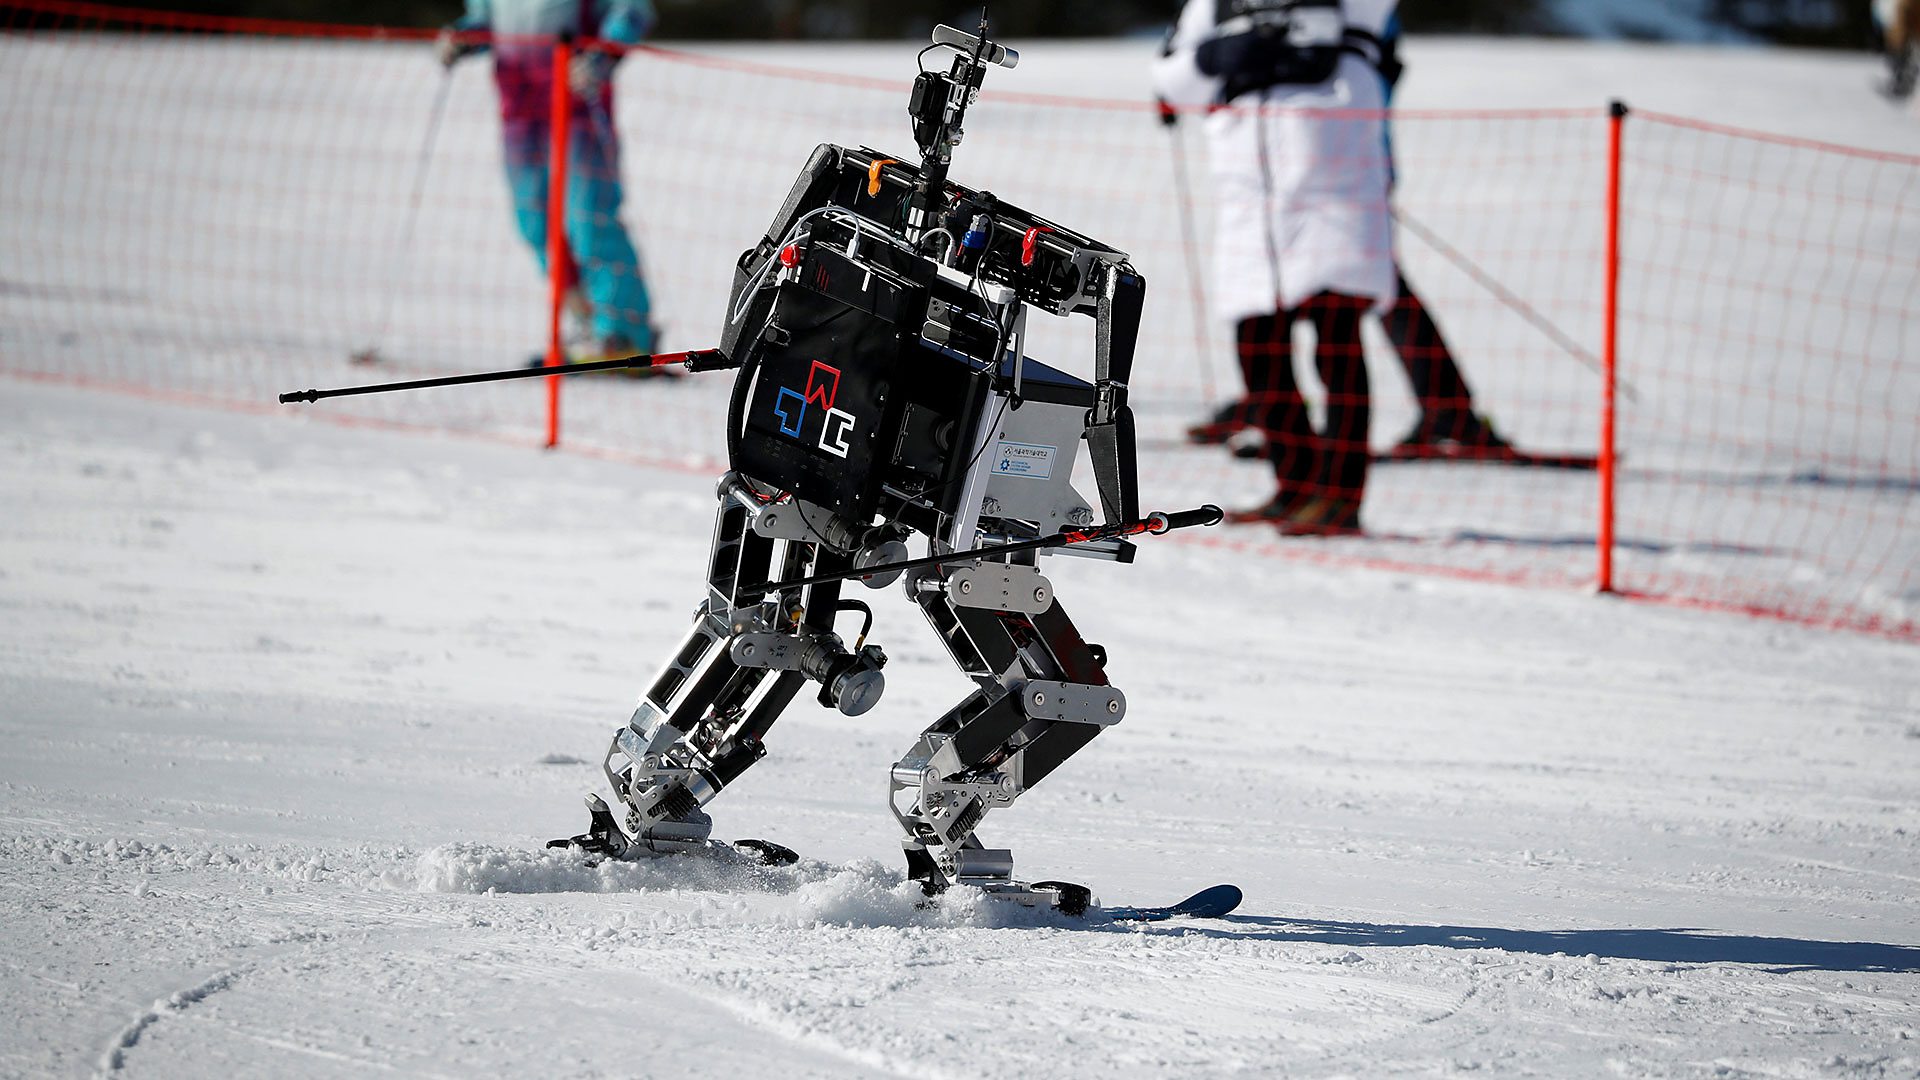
left=439, top=0, right=659, bottom=361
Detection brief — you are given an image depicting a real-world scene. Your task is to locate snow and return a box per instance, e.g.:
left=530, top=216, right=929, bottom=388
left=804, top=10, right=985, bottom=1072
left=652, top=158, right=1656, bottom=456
left=2, top=27, right=1919, bottom=1080
left=4, top=375, right=1918, bottom=1076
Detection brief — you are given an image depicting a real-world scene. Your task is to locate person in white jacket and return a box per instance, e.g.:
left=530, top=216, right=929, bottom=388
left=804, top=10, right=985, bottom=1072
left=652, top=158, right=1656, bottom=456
left=1153, top=0, right=1398, bottom=534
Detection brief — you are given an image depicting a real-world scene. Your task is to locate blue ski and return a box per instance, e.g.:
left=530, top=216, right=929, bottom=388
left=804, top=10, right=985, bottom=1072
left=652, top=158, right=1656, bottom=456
left=1102, top=884, right=1242, bottom=922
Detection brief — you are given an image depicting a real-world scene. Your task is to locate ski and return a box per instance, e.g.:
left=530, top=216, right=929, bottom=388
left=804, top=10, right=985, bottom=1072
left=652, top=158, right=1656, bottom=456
left=1372, top=445, right=1602, bottom=470
left=931, top=881, right=1242, bottom=921
left=728, top=838, right=800, bottom=866
left=1147, top=434, right=1603, bottom=472
left=1101, top=883, right=1243, bottom=923
left=545, top=835, right=799, bottom=869
left=544, top=794, right=797, bottom=866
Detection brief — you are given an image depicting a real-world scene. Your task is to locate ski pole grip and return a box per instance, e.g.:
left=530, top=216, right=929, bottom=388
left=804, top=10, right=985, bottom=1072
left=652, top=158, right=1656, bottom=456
left=280, top=389, right=319, bottom=404
left=1148, top=505, right=1224, bottom=533
left=684, top=348, right=737, bottom=373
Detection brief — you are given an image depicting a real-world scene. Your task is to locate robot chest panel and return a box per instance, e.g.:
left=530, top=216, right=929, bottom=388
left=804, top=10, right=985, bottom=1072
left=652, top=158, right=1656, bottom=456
left=736, top=294, right=900, bottom=518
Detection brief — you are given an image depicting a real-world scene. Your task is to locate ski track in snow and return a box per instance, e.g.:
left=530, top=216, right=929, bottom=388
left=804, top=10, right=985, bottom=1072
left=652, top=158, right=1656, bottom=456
left=98, top=969, right=241, bottom=1076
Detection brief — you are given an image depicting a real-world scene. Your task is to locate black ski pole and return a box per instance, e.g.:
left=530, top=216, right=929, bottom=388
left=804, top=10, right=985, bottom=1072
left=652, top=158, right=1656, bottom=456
left=352, top=67, right=455, bottom=367
left=1160, top=100, right=1219, bottom=407
left=279, top=348, right=730, bottom=404
left=737, top=505, right=1224, bottom=596
left=1393, top=206, right=1641, bottom=404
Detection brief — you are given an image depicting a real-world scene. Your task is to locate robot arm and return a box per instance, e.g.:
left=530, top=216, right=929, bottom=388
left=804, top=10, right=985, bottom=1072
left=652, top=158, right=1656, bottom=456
left=1089, top=262, right=1144, bottom=524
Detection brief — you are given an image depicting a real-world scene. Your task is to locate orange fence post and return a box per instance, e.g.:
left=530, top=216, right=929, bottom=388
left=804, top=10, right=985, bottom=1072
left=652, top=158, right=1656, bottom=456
left=543, top=36, right=573, bottom=450
left=1598, top=100, right=1626, bottom=594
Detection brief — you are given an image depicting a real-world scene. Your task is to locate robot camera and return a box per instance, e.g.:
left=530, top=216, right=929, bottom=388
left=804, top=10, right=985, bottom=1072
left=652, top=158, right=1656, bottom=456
left=931, top=23, right=1018, bottom=69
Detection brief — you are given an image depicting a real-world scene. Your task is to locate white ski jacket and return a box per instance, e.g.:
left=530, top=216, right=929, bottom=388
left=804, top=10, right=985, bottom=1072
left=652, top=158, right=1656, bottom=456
left=1153, top=0, right=1398, bottom=323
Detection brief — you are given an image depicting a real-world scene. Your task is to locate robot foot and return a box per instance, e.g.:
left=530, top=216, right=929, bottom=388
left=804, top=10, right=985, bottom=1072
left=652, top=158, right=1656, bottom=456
left=906, top=847, right=1095, bottom=916
left=918, top=876, right=1096, bottom=917
left=547, top=793, right=799, bottom=867
left=993, top=879, right=1095, bottom=917
left=546, top=793, right=631, bottom=860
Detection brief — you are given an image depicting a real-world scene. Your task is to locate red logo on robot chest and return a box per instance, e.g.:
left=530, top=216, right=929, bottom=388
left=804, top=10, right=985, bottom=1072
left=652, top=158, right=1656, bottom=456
left=772, top=360, right=858, bottom=459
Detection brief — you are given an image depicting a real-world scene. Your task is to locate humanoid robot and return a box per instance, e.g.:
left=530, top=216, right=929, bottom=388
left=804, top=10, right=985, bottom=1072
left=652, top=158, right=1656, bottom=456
left=555, top=23, right=1224, bottom=911
left=285, top=22, right=1220, bottom=914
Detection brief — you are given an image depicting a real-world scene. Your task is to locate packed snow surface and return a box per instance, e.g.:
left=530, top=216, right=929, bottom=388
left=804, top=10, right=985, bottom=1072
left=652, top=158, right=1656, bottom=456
left=3, top=29, right=1919, bottom=1080
left=3, top=376, right=1917, bottom=1077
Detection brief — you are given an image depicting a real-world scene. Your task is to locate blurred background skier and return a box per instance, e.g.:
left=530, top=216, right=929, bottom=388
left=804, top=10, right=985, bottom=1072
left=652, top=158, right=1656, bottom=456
left=1371, top=14, right=1511, bottom=457
left=437, top=0, right=663, bottom=367
left=1154, top=0, right=1399, bottom=534
left=1182, top=10, right=1512, bottom=462
left=1873, top=0, right=1917, bottom=99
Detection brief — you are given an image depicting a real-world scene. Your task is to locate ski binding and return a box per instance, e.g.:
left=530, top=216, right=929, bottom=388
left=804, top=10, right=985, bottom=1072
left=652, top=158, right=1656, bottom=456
left=546, top=793, right=798, bottom=867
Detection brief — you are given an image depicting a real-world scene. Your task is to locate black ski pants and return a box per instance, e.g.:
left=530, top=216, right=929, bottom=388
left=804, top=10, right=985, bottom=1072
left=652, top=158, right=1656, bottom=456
left=1381, top=271, right=1476, bottom=422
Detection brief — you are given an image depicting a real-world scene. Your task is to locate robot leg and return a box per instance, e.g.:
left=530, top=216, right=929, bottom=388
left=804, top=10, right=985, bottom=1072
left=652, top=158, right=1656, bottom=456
left=888, top=562, right=1122, bottom=907
left=555, top=476, right=888, bottom=860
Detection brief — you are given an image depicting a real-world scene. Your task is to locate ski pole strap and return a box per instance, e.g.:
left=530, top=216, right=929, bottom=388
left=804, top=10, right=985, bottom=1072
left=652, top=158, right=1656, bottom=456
left=278, top=348, right=732, bottom=404
left=740, top=505, right=1223, bottom=596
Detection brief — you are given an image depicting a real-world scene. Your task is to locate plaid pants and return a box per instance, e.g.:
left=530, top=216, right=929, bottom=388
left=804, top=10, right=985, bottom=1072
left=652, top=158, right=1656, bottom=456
left=1233, top=292, right=1372, bottom=503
